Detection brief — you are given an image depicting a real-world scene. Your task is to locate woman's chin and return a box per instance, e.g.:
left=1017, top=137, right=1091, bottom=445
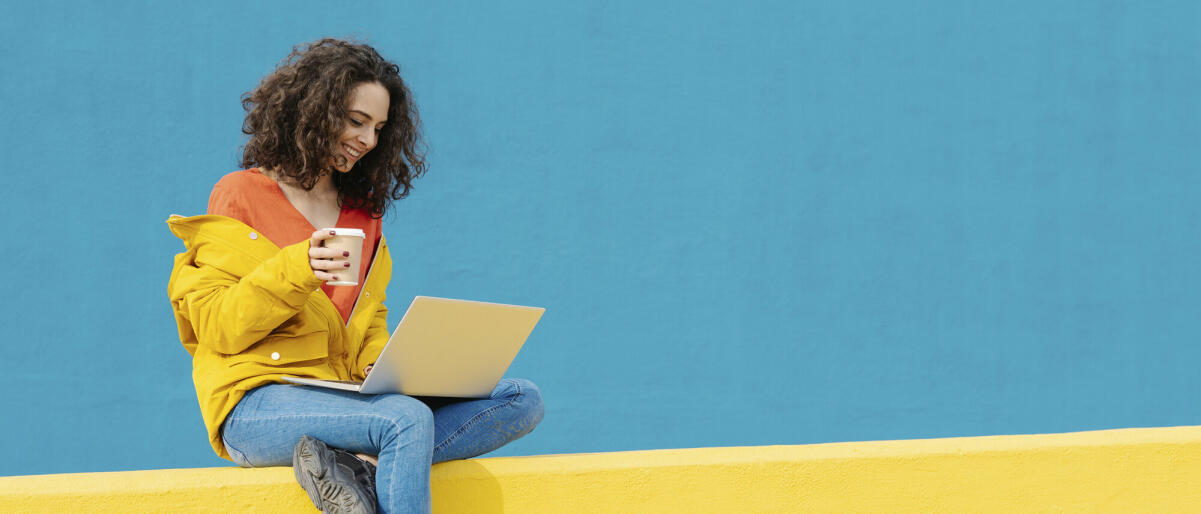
left=329, top=155, right=357, bottom=173
left=328, top=160, right=354, bottom=173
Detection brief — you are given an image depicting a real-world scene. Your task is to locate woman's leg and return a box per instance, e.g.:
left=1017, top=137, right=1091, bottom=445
left=221, top=384, right=435, bottom=513
left=427, top=378, right=545, bottom=463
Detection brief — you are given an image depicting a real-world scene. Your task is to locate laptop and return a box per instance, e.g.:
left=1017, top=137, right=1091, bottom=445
left=282, top=296, right=544, bottom=397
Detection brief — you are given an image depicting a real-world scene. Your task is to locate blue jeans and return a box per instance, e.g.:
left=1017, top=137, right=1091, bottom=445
left=220, top=378, right=544, bottom=513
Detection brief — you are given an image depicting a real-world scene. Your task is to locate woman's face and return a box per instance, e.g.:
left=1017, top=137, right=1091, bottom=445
left=332, top=81, right=390, bottom=172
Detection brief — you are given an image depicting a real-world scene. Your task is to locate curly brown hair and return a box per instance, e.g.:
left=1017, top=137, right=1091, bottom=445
left=240, top=38, right=426, bottom=217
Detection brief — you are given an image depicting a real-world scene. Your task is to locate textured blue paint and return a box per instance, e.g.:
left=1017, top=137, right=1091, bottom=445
left=1, top=1, right=1200, bottom=476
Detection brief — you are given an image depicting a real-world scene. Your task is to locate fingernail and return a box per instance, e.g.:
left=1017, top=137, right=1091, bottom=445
left=344, top=262, right=351, bottom=267
left=329, top=230, right=336, bottom=235
left=343, top=251, right=350, bottom=257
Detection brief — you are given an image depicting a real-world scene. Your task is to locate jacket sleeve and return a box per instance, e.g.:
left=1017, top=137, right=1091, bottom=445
left=353, top=298, right=389, bottom=381
left=177, top=239, right=325, bottom=355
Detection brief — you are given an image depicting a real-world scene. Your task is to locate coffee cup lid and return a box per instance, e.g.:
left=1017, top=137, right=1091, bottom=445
left=322, top=227, right=366, bottom=238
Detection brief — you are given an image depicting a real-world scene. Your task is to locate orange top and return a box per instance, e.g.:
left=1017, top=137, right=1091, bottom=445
left=206, top=168, right=381, bottom=323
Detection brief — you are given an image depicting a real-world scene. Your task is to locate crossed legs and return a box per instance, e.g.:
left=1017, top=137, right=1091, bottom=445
left=221, top=379, right=544, bottom=512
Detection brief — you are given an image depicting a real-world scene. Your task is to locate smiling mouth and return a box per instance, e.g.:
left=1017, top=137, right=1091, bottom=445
left=343, top=144, right=364, bottom=159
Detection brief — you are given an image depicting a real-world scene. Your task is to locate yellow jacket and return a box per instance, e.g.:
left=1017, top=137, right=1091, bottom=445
left=166, top=214, right=392, bottom=459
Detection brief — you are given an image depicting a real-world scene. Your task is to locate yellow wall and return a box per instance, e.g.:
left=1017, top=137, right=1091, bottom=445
left=4, top=426, right=1201, bottom=512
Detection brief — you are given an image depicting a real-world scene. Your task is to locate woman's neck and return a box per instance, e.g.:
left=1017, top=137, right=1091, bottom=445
left=262, top=167, right=338, bottom=199
left=260, top=166, right=343, bottom=228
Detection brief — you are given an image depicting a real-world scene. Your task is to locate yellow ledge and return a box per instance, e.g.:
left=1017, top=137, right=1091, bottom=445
left=4, top=426, right=1201, bottom=512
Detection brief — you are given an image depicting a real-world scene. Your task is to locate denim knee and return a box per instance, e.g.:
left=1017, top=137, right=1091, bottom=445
left=501, top=378, right=545, bottom=435
left=369, top=394, right=436, bottom=448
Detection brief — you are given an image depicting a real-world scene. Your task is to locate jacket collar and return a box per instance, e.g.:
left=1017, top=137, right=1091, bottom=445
left=167, top=214, right=284, bottom=262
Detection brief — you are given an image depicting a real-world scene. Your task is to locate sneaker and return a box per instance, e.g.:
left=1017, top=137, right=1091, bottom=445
left=293, top=435, right=378, bottom=514
left=337, top=448, right=377, bottom=502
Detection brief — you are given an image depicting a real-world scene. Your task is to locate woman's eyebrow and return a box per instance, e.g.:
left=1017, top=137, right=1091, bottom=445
left=349, top=109, right=387, bottom=124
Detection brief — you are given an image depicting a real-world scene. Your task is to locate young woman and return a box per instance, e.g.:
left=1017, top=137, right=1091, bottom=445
left=167, top=38, right=544, bottom=513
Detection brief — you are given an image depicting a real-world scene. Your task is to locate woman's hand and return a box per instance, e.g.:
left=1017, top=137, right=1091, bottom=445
left=308, top=229, right=351, bottom=282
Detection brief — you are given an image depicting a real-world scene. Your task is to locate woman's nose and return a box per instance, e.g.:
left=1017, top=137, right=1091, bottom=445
left=359, top=129, right=376, bottom=148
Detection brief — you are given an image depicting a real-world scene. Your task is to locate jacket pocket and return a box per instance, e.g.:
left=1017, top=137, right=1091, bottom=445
left=230, top=311, right=330, bottom=367
left=236, top=333, right=329, bottom=366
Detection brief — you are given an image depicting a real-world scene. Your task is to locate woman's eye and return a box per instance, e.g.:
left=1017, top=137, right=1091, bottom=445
left=350, top=119, right=363, bottom=127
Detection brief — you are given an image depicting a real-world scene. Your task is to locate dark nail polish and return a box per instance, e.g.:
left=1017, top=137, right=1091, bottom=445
left=343, top=251, right=350, bottom=257
left=329, top=230, right=336, bottom=235
left=344, top=262, right=351, bottom=267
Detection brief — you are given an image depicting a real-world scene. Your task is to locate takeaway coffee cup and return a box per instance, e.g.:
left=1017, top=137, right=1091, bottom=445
left=320, top=228, right=365, bottom=286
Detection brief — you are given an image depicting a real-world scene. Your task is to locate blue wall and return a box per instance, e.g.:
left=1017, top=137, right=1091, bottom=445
left=2, top=1, right=1200, bottom=476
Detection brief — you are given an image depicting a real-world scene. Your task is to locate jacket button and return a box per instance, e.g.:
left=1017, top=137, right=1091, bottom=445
left=365, top=291, right=371, bottom=297
left=270, top=352, right=280, bottom=361
left=249, top=232, right=258, bottom=240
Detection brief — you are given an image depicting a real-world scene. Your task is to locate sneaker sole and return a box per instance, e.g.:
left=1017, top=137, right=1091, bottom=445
left=293, top=436, right=376, bottom=514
